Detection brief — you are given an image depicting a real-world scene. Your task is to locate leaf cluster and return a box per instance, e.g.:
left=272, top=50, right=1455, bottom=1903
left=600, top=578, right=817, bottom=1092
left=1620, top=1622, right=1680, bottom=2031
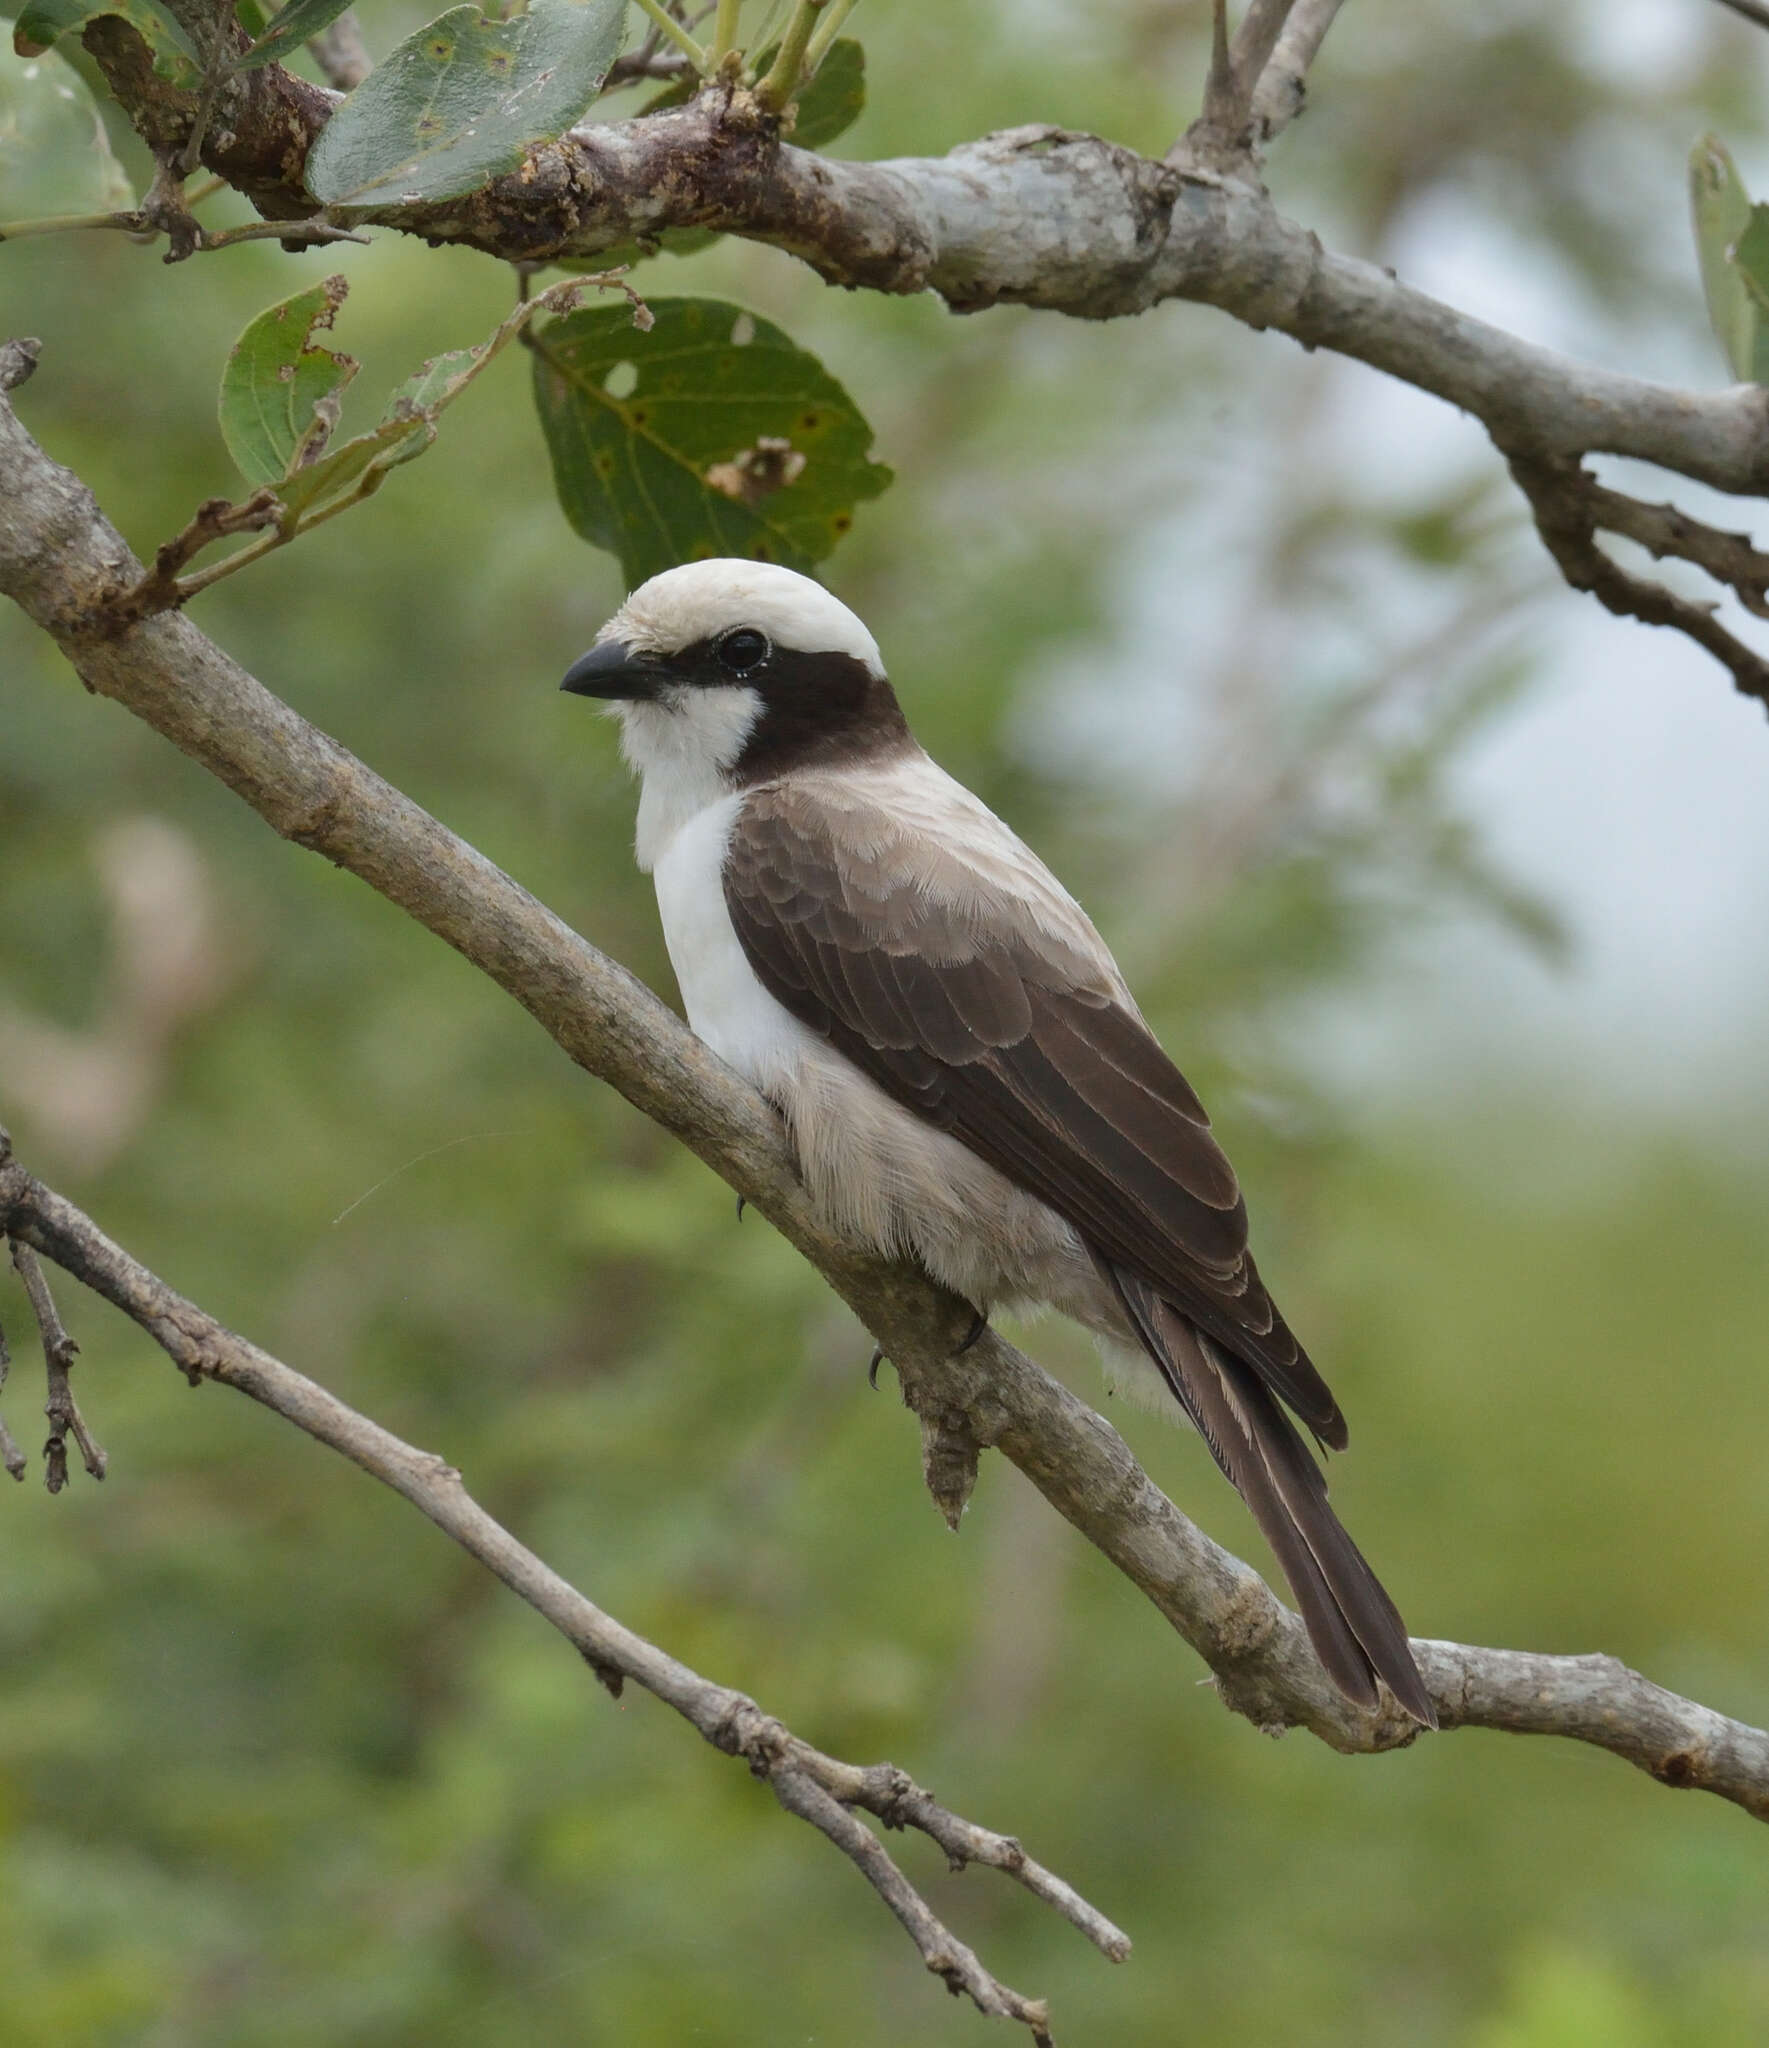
left=4, top=1, right=882, bottom=591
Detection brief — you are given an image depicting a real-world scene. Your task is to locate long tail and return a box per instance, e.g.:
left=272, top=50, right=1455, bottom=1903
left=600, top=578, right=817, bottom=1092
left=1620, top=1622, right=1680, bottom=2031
left=1110, top=1266, right=1435, bottom=1726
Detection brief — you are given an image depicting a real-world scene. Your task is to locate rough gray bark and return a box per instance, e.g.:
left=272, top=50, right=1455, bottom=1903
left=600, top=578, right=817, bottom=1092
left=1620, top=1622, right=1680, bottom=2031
left=4, top=352, right=1769, bottom=1827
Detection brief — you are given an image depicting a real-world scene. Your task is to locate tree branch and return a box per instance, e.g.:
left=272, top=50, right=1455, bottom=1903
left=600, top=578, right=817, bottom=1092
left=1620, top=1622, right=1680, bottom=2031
left=1511, top=452, right=1769, bottom=707
left=71, top=18, right=1769, bottom=701
left=4, top=359, right=1769, bottom=1823
left=1248, top=0, right=1346, bottom=145
left=0, top=1131, right=1120, bottom=2042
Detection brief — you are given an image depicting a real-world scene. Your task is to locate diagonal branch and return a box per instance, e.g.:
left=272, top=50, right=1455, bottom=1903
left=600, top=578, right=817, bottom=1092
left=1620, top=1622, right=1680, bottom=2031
left=0, top=1131, right=1117, bottom=2042
left=3, top=362, right=1769, bottom=1822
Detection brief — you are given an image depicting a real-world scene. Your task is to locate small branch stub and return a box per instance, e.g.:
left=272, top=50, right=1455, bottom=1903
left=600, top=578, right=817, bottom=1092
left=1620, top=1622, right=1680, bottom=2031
left=9, top=1239, right=106, bottom=1489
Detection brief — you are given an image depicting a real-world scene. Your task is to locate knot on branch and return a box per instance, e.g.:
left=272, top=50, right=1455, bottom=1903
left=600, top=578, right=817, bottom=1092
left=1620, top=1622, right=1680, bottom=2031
left=0, top=338, right=42, bottom=393
left=940, top=128, right=1183, bottom=317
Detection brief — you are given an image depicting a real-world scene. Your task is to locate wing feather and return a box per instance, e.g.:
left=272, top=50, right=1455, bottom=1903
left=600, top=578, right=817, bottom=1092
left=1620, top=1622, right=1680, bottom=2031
left=724, top=774, right=1346, bottom=1446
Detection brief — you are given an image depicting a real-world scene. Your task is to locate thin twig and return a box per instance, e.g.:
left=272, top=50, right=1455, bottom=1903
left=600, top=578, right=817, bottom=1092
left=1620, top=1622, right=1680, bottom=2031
left=0, top=1135, right=1117, bottom=2038
left=1511, top=453, right=1769, bottom=711
left=0, top=211, right=148, bottom=243
left=1248, top=0, right=1346, bottom=144
left=9, top=1238, right=105, bottom=1490
left=0, top=1295, right=26, bottom=1481
left=308, top=9, right=371, bottom=90
left=1190, top=0, right=1301, bottom=158
left=629, top=0, right=709, bottom=68
left=1713, top=0, right=1769, bottom=31
left=188, top=215, right=367, bottom=255
left=178, top=8, right=240, bottom=179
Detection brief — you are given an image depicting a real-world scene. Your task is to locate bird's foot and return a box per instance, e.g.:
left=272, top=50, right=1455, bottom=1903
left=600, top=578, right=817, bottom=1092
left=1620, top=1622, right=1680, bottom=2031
left=952, top=1309, right=988, bottom=1357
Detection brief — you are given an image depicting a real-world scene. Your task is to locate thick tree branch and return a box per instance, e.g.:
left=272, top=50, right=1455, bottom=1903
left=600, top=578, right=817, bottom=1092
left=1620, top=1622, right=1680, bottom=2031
left=74, top=19, right=1769, bottom=702
left=0, top=1132, right=1118, bottom=2042
left=4, top=360, right=1769, bottom=1824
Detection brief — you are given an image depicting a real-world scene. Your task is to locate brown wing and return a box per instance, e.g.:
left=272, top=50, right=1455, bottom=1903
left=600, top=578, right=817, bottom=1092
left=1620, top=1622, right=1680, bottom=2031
left=724, top=779, right=1347, bottom=1448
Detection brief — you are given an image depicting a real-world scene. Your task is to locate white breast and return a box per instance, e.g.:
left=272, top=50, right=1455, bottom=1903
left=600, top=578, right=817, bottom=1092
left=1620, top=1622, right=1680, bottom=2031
left=650, top=792, right=819, bottom=1088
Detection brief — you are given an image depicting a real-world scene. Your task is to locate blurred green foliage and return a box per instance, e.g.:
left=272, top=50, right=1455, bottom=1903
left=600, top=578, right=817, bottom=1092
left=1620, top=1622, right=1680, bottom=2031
left=2, top=3, right=1768, bottom=2043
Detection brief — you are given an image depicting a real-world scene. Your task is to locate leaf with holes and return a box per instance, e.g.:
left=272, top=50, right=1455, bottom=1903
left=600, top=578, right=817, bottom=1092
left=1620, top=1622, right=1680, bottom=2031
left=269, top=415, right=434, bottom=521
left=529, top=296, right=891, bottom=584
left=11, top=0, right=198, bottom=82
left=1689, top=135, right=1769, bottom=384
left=219, top=276, right=358, bottom=487
left=0, top=36, right=135, bottom=217
left=305, top=0, right=626, bottom=208
left=234, top=0, right=359, bottom=72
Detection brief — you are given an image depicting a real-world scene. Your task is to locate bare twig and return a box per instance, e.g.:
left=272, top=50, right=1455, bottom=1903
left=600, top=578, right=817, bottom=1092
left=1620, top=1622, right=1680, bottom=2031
left=1248, top=0, right=1346, bottom=144
left=110, top=489, right=284, bottom=625
left=1190, top=0, right=1301, bottom=159
left=193, top=215, right=366, bottom=254
left=9, top=1238, right=106, bottom=1489
left=0, top=1133, right=1121, bottom=2038
left=4, top=377, right=1769, bottom=1821
left=0, top=1301, right=27, bottom=1481
left=1712, top=0, right=1769, bottom=32
left=308, top=10, right=371, bottom=91
left=1511, top=453, right=1769, bottom=709
left=178, top=6, right=242, bottom=178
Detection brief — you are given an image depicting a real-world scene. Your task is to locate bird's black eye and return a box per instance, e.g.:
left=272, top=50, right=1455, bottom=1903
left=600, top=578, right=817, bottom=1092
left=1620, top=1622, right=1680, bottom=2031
left=717, top=628, right=771, bottom=675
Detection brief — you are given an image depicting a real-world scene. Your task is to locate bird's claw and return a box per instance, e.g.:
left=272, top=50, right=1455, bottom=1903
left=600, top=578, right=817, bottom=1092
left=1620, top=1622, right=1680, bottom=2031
left=953, top=1310, right=988, bottom=1356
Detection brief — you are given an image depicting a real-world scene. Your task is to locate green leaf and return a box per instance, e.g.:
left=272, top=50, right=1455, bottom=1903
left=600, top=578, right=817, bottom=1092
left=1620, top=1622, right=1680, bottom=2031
left=0, top=33, right=134, bottom=217
left=784, top=37, right=863, bottom=150
left=234, top=0, right=357, bottom=72
left=219, top=275, right=358, bottom=488
left=529, top=295, right=891, bottom=584
left=268, top=414, right=433, bottom=521
left=10, top=0, right=199, bottom=83
left=1688, top=135, right=1769, bottom=384
left=305, top=0, right=627, bottom=208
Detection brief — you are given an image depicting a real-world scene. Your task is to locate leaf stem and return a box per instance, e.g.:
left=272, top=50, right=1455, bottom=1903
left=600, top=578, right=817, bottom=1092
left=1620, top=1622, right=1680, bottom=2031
left=629, top=0, right=709, bottom=69
left=802, top=0, right=855, bottom=72
left=709, top=0, right=743, bottom=64
left=755, top=0, right=825, bottom=109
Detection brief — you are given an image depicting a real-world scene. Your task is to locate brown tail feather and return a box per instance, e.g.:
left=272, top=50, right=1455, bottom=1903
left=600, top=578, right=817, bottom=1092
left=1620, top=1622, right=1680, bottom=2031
left=1109, top=1266, right=1435, bottom=1727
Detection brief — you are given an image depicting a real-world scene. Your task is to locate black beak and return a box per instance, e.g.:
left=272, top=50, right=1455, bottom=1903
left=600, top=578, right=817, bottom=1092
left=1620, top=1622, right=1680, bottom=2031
left=560, top=639, right=664, bottom=700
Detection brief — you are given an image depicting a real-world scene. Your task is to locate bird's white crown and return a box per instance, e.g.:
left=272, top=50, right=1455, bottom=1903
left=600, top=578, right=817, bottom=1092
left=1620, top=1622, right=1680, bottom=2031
left=601, top=559, right=885, bottom=675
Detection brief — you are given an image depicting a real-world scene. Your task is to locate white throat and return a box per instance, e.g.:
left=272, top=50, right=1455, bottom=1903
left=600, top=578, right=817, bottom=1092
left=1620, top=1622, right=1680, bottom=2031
left=613, top=683, right=763, bottom=870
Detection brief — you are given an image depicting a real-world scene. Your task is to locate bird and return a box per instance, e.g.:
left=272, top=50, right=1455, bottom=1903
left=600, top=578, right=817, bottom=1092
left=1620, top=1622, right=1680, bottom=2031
left=561, top=559, right=1435, bottom=1726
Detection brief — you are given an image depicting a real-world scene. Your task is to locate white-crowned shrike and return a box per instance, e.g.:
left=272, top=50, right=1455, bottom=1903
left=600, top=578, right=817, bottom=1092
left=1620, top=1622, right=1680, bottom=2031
left=563, top=559, right=1433, bottom=1724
